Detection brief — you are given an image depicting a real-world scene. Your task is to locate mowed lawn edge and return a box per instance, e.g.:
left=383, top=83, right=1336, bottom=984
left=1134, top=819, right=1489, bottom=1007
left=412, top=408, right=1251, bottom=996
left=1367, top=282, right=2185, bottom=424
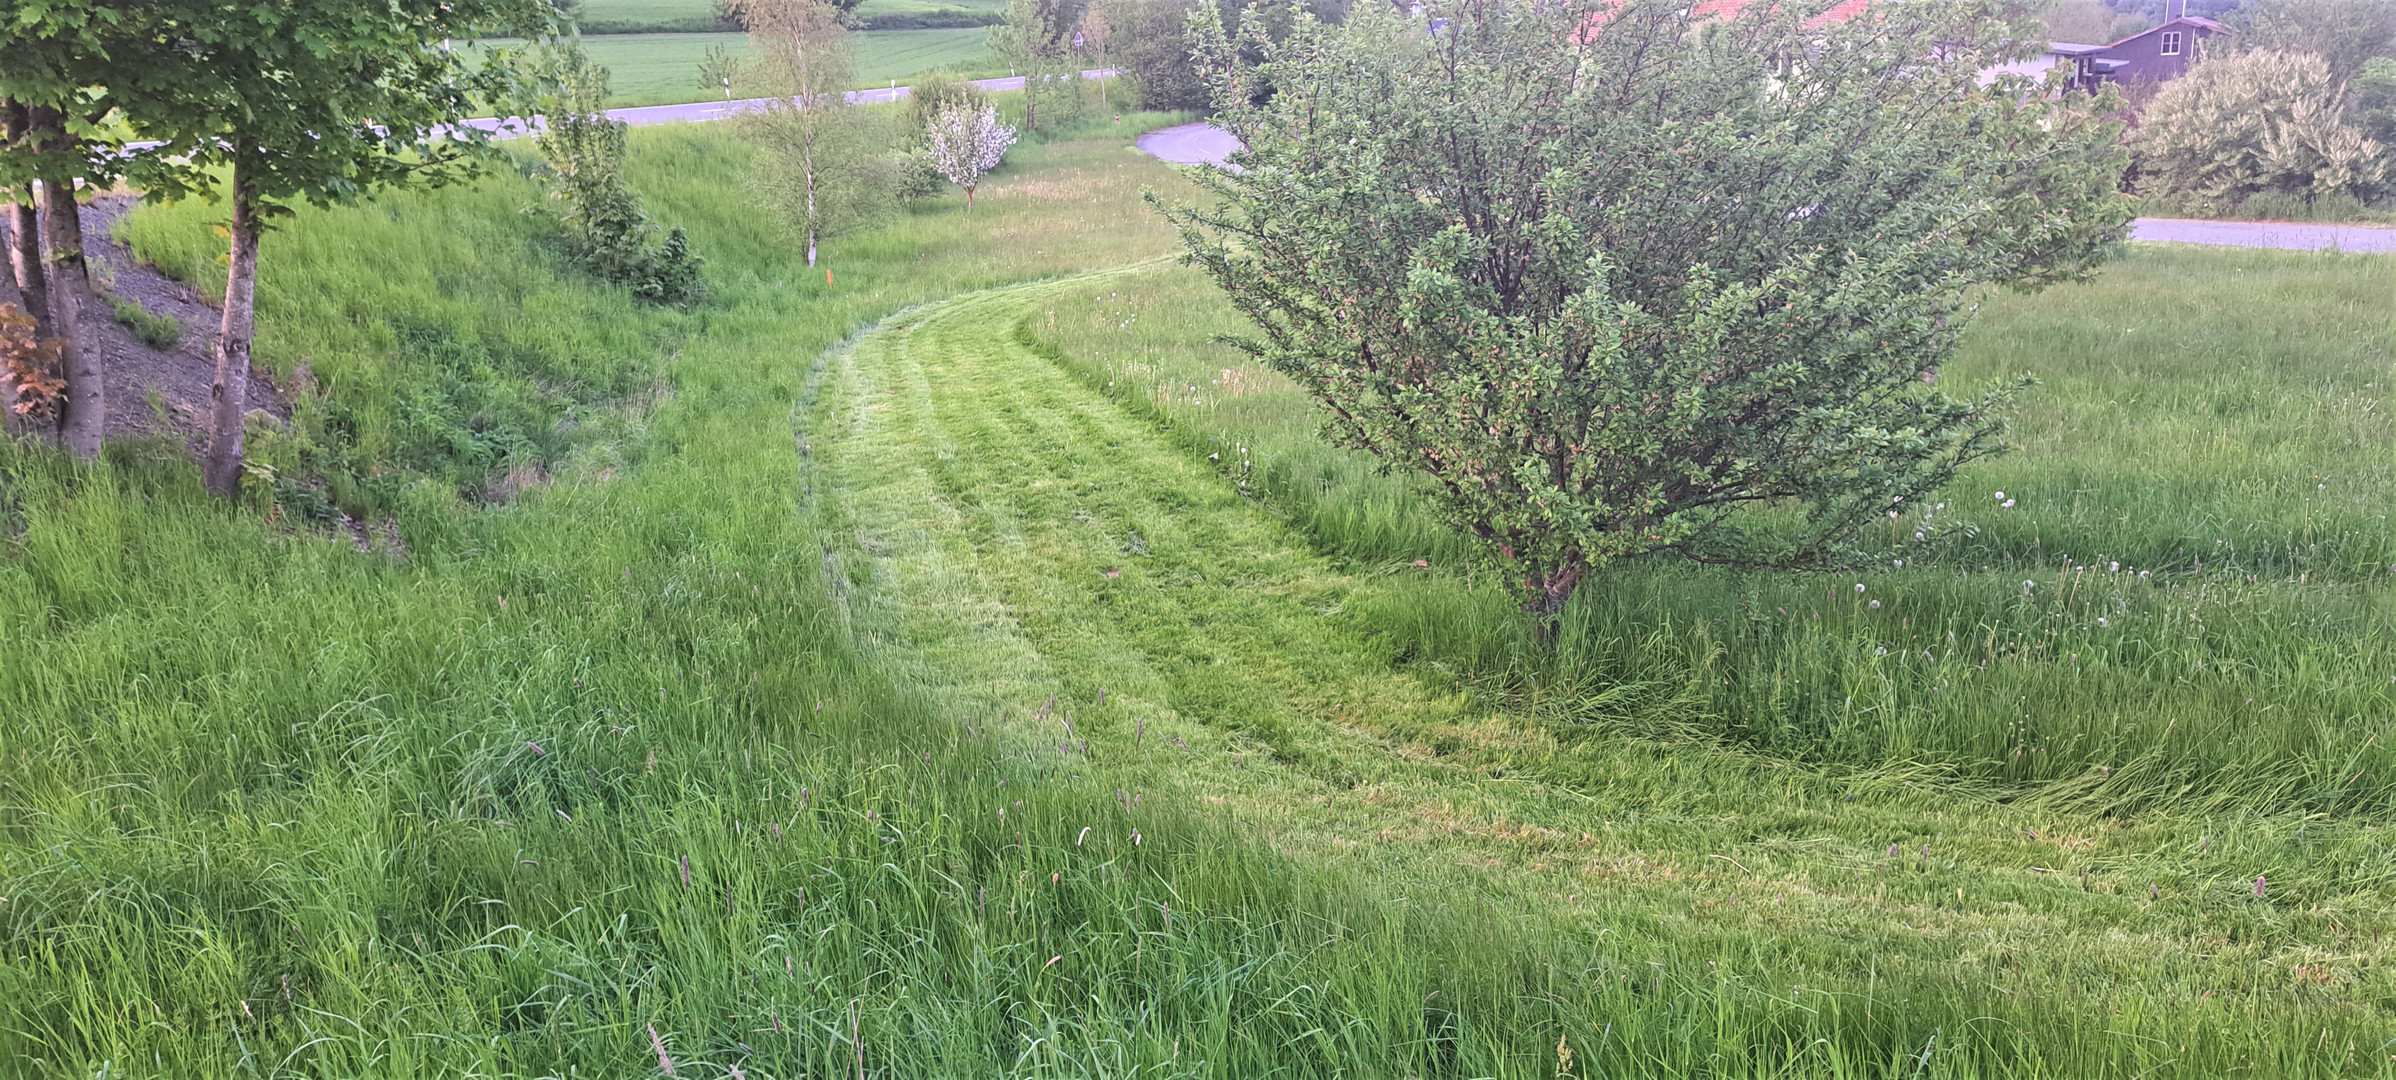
left=806, top=268, right=2396, bottom=1077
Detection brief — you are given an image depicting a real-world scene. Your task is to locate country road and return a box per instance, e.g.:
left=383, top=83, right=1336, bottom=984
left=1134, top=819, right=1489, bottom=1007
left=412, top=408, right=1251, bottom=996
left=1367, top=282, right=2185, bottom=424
left=1126, top=122, right=2396, bottom=254
left=465, top=69, right=1115, bottom=138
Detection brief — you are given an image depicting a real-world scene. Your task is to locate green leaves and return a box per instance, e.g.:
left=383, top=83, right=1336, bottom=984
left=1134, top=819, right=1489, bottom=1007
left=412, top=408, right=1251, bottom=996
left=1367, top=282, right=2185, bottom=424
left=1166, top=0, right=2131, bottom=620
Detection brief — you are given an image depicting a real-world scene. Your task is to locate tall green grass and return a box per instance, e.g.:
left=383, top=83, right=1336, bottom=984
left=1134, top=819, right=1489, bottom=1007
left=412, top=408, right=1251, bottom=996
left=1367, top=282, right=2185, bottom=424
left=0, top=122, right=1958, bottom=1080
left=6, top=121, right=2393, bottom=1077
left=1030, top=252, right=2396, bottom=817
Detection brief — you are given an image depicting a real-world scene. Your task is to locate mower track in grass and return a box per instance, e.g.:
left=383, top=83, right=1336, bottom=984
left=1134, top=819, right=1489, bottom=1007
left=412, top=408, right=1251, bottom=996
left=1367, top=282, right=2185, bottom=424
left=803, top=270, right=2396, bottom=1076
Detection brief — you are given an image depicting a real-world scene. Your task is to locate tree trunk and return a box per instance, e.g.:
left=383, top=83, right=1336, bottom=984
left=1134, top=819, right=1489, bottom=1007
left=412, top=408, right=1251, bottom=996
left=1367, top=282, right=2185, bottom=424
left=45, top=176, right=102, bottom=459
left=204, top=166, right=261, bottom=498
left=5, top=189, right=50, bottom=343
left=1522, top=558, right=1586, bottom=645
left=805, top=156, right=819, bottom=267
left=4, top=99, right=57, bottom=442
left=0, top=185, right=41, bottom=438
left=965, top=183, right=976, bottom=213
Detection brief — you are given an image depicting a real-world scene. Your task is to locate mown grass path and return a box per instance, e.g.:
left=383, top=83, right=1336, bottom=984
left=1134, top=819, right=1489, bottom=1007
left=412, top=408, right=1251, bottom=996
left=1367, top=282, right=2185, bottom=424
left=806, top=270, right=2396, bottom=1076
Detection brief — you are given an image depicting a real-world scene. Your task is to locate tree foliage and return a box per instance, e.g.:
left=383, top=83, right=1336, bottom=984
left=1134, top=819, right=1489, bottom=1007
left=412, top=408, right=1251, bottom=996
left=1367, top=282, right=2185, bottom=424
left=923, top=102, right=1017, bottom=210
left=991, top=0, right=1091, bottom=131
left=741, top=0, right=890, bottom=266
left=2135, top=48, right=2388, bottom=215
left=1165, top=0, right=2132, bottom=620
left=538, top=46, right=708, bottom=300
left=0, top=302, right=63, bottom=423
left=2233, top=0, right=2396, bottom=83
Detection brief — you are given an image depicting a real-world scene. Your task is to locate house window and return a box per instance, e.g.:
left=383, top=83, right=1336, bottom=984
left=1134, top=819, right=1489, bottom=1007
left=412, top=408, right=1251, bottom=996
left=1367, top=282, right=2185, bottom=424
left=2161, top=31, right=2183, bottom=55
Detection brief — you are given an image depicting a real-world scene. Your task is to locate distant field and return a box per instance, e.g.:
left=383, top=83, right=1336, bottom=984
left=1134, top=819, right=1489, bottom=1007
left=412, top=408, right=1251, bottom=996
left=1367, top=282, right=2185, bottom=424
left=484, top=29, right=1001, bottom=107
left=570, top=0, right=1004, bottom=32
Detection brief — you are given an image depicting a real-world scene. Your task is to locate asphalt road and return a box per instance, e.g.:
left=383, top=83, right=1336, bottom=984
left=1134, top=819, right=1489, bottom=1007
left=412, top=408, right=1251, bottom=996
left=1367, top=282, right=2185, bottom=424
left=1132, top=122, right=1239, bottom=167
left=1127, top=123, right=2396, bottom=254
left=2127, top=216, right=2396, bottom=253
left=466, top=70, right=1114, bottom=139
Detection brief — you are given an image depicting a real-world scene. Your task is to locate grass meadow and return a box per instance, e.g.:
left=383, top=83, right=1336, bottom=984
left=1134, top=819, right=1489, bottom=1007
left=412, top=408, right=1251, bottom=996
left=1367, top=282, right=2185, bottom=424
left=1032, top=251, right=2396, bottom=819
left=1, top=111, right=2393, bottom=1079
left=470, top=29, right=1002, bottom=109
left=571, top=0, right=1006, bottom=34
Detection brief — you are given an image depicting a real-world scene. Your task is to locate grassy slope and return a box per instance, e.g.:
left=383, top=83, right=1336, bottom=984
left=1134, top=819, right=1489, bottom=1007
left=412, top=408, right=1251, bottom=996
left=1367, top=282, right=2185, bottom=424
left=0, top=114, right=2390, bottom=1078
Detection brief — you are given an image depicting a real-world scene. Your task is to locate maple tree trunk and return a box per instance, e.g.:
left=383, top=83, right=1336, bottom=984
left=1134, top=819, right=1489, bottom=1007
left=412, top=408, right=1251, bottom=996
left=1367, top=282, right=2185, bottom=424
left=204, top=166, right=261, bottom=498
left=45, top=176, right=101, bottom=459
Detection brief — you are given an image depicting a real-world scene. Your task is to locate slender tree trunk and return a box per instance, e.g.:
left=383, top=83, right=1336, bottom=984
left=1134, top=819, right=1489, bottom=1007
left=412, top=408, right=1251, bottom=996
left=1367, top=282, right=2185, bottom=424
left=5, top=188, right=49, bottom=342
left=204, top=165, right=261, bottom=498
left=0, top=184, right=42, bottom=438
left=965, top=183, right=976, bottom=213
left=45, top=175, right=102, bottom=459
left=4, top=99, right=57, bottom=442
left=805, top=148, right=819, bottom=267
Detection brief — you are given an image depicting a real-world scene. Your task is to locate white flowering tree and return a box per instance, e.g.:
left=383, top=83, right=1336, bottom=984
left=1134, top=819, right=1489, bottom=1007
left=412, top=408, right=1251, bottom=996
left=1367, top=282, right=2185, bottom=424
left=924, top=101, right=1016, bottom=212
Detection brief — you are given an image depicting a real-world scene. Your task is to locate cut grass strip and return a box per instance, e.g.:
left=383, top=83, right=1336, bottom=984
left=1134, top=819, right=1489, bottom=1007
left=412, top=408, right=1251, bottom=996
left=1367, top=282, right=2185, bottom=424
left=807, top=270, right=2396, bottom=1077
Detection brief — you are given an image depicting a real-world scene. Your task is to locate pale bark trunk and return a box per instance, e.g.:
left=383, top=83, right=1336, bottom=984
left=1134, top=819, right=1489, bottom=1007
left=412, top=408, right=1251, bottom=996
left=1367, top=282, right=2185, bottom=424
left=4, top=99, right=57, bottom=441
left=204, top=165, right=261, bottom=497
left=45, top=177, right=101, bottom=459
left=5, top=191, right=49, bottom=341
left=0, top=187, right=38, bottom=437
left=805, top=154, right=819, bottom=268
left=965, top=183, right=975, bottom=213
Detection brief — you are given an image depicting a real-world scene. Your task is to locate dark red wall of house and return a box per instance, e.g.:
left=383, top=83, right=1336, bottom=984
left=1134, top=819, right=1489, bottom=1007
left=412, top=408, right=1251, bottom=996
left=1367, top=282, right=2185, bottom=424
left=2107, top=23, right=2220, bottom=89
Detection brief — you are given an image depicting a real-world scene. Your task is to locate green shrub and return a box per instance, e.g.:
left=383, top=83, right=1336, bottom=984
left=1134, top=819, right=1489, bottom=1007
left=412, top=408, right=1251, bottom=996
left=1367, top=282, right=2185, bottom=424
left=535, top=45, right=708, bottom=304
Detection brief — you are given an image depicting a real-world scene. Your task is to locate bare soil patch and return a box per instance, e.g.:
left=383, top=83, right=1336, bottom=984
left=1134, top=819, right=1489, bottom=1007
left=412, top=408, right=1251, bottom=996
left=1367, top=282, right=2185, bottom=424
left=2, top=195, right=285, bottom=446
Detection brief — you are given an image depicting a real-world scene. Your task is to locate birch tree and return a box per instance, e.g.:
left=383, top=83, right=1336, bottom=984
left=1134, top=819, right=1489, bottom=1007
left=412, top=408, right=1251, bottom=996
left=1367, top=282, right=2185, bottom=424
left=992, top=0, right=1078, bottom=132
left=742, top=0, right=886, bottom=267
left=924, top=102, right=1017, bottom=211
left=1077, top=6, right=1114, bottom=111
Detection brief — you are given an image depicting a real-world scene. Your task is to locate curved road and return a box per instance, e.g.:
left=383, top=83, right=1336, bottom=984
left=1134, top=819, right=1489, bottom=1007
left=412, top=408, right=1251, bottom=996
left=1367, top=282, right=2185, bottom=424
left=466, top=69, right=1116, bottom=138
left=1128, top=122, right=2396, bottom=254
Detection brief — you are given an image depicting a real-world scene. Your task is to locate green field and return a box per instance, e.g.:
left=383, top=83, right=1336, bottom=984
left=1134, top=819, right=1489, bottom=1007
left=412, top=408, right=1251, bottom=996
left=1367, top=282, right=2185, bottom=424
left=483, top=29, right=1001, bottom=108
left=3, top=111, right=2395, bottom=1077
left=570, top=0, right=1005, bottom=33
